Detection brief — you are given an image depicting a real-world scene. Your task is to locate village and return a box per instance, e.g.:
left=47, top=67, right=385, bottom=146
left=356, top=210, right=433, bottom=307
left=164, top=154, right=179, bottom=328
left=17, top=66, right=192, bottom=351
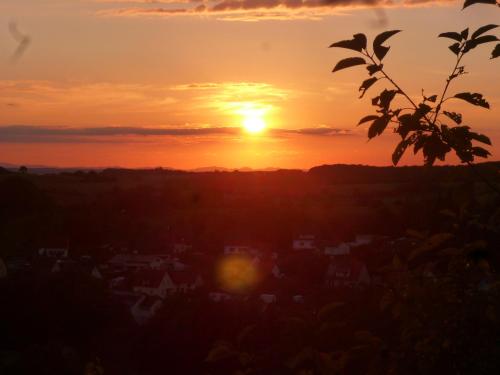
left=1, top=233, right=418, bottom=326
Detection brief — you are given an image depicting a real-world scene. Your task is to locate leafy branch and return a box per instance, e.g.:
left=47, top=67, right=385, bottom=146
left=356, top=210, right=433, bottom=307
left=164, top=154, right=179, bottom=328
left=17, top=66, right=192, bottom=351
left=329, top=1, right=498, bottom=168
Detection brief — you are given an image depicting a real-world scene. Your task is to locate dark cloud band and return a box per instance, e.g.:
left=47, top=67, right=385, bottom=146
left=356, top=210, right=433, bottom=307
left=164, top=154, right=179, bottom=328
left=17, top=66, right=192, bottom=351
left=0, top=125, right=351, bottom=143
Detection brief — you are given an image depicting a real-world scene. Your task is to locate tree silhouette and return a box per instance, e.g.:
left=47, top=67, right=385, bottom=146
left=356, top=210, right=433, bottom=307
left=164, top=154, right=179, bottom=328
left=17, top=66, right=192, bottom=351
left=329, top=0, right=499, bottom=167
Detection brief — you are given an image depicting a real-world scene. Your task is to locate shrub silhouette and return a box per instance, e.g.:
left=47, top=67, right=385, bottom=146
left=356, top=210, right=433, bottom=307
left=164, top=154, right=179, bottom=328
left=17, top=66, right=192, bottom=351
left=329, top=0, right=499, bottom=167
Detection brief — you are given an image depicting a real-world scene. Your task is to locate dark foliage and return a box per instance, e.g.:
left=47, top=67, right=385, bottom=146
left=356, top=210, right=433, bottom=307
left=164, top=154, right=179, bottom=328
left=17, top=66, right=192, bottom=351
left=329, top=3, right=498, bottom=166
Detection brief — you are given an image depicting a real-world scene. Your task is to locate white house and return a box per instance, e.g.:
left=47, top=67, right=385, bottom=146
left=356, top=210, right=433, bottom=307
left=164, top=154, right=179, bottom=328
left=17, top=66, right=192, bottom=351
left=209, top=291, right=232, bottom=302
left=292, top=235, right=316, bottom=251
left=292, top=295, right=305, bottom=304
left=130, top=295, right=163, bottom=325
left=133, top=270, right=173, bottom=298
left=324, top=242, right=351, bottom=256
left=51, top=260, right=103, bottom=279
left=350, top=234, right=375, bottom=247
left=224, top=245, right=258, bottom=256
left=38, top=247, right=68, bottom=259
left=260, top=294, right=277, bottom=304
left=108, top=254, right=164, bottom=271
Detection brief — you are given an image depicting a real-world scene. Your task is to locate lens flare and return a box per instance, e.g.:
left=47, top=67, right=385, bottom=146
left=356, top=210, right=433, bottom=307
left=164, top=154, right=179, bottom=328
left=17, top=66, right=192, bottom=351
left=216, top=255, right=259, bottom=293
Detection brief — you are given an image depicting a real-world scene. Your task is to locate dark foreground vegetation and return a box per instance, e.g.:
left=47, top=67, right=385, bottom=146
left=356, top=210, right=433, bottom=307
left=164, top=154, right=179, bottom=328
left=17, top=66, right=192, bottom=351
left=1, top=163, right=500, bottom=374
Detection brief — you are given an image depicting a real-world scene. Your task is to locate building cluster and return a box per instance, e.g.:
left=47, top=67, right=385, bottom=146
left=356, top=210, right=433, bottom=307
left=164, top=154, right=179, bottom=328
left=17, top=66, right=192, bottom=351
left=1, top=233, right=408, bottom=325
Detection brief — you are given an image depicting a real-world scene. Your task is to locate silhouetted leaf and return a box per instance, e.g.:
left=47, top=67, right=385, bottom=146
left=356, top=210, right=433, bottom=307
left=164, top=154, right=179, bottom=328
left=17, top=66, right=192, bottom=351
left=373, top=30, right=401, bottom=60
left=368, top=116, right=390, bottom=139
left=423, top=135, right=451, bottom=165
left=358, top=115, right=379, bottom=125
left=454, top=92, right=490, bottom=108
left=359, top=77, right=378, bottom=98
left=443, top=111, right=462, bottom=124
left=329, top=33, right=367, bottom=52
left=373, top=30, right=402, bottom=48
left=449, top=43, right=461, bottom=55
left=471, top=24, right=498, bottom=39
left=492, top=44, right=500, bottom=58
left=415, top=103, right=432, bottom=119
left=464, top=35, right=499, bottom=53
left=392, top=138, right=413, bottom=165
left=438, top=32, right=462, bottom=42
left=397, top=114, right=419, bottom=138
left=375, top=45, right=390, bottom=61
left=379, top=89, right=398, bottom=110
left=470, top=132, right=492, bottom=145
left=463, top=0, right=497, bottom=9
left=367, top=64, right=383, bottom=76
left=332, top=57, right=366, bottom=73
left=414, top=135, right=428, bottom=154
left=426, top=95, right=438, bottom=102
left=472, top=146, right=491, bottom=157
left=461, top=28, right=469, bottom=40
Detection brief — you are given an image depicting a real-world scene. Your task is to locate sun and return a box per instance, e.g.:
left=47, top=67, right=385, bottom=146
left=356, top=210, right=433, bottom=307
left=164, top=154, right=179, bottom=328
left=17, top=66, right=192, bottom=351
left=243, top=115, right=266, bottom=133
left=239, top=107, right=267, bottom=134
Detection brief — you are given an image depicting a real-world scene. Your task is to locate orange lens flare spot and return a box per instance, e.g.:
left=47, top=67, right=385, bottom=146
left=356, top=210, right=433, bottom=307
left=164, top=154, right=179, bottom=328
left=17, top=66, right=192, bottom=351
left=216, top=255, right=259, bottom=293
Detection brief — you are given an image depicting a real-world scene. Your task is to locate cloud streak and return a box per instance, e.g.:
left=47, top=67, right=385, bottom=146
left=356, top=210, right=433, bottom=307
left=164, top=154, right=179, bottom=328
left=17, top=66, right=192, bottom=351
left=96, top=0, right=457, bottom=21
left=0, top=125, right=352, bottom=143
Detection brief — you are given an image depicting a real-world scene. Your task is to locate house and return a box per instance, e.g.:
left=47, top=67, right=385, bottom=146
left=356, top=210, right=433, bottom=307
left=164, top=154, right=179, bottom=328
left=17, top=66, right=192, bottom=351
left=51, top=259, right=102, bottom=279
left=130, top=295, right=163, bottom=325
left=325, top=256, right=371, bottom=288
left=209, top=291, right=232, bottom=302
left=132, top=270, right=173, bottom=298
left=173, top=243, right=192, bottom=254
left=260, top=294, right=277, bottom=304
left=38, top=247, right=68, bottom=259
left=108, top=254, right=164, bottom=271
left=169, top=270, right=203, bottom=293
left=132, top=269, right=203, bottom=297
left=350, top=234, right=375, bottom=247
left=292, top=235, right=316, bottom=251
left=224, top=245, right=258, bottom=256
left=0, top=257, right=7, bottom=279
left=166, top=259, right=187, bottom=271
left=324, top=242, right=350, bottom=256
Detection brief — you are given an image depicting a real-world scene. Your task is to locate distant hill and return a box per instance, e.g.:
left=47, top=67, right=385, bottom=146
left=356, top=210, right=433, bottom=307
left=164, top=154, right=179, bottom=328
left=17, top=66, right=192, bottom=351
left=190, top=166, right=280, bottom=172
left=308, top=162, right=500, bottom=184
left=2, top=162, right=499, bottom=184
left=1, top=163, right=282, bottom=174
left=0, top=166, right=11, bottom=175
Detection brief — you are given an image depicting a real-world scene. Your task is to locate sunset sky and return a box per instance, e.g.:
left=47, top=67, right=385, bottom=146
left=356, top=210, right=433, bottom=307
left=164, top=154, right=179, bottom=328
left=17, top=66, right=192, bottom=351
left=0, top=0, right=498, bottom=169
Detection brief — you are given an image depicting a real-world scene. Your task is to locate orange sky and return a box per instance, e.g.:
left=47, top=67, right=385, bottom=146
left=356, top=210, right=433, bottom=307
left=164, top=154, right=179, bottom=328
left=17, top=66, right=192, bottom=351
left=0, top=0, right=498, bottom=169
